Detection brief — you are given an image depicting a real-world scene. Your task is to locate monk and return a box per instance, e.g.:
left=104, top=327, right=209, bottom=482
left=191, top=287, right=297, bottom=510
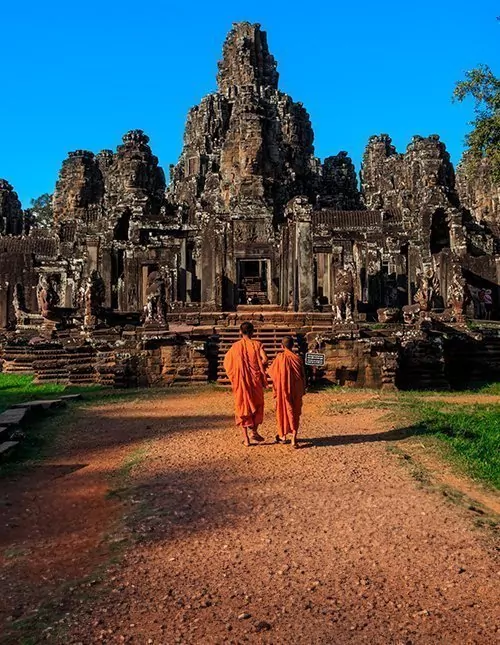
left=268, top=336, right=306, bottom=449
left=223, top=322, right=269, bottom=446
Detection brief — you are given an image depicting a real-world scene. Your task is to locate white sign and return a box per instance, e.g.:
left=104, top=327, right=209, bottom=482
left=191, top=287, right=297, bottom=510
left=305, top=353, right=326, bottom=367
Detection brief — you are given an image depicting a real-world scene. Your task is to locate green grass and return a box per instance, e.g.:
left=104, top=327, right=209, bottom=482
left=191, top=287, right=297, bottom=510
left=328, top=397, right=401, bottom=414
left=0, top=373, right=99, bottom=413
left=475, top=382, right=500, bottom=395
left=407, top=401, right=500, bottom=489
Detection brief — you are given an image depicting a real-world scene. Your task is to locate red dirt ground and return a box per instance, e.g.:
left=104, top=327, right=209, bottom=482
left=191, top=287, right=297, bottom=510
left=0, top=388, right=499, bottom=644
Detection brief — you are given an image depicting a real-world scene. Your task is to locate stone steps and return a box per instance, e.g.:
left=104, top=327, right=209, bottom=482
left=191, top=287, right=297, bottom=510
left=0, top=408, right=28, bottom=427
left=216, top=325, right=297, bottom=384
left=0, top=393, right=83, bottom=462
left=12, top=399, right=65, bottom=411
left=0, top=441, right=19, bottom=457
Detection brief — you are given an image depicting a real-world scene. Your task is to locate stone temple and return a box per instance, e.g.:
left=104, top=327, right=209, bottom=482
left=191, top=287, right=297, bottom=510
left=1, top=22, right=500, bottom=389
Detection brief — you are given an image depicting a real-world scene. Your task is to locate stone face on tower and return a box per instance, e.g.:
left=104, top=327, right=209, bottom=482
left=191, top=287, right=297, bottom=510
left=216, top=22, right=279, bottom=94
left=53, top=130, right=166, bottom=228
left=361, top=134, right=457, bottom=213
left=317, top=152, right=362, bottom=210
left=167, top=22, right=319, bottom=222
left=456, top=156, right=500, bottom=229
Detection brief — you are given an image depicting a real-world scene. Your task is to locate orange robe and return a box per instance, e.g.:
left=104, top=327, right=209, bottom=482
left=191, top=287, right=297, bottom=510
left=223, top=338, right=268, bottom=428
left=268, top=349, right=306, bottom=437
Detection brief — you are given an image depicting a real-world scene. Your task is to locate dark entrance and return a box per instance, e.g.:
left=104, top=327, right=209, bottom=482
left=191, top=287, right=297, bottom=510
left=430, top=209, right=450, bottom=255
left=237, top=259, right=269, bottom=305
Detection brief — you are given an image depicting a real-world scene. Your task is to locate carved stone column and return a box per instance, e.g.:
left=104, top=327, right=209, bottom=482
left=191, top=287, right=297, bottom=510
left=286, top=197, right=314, bottom=312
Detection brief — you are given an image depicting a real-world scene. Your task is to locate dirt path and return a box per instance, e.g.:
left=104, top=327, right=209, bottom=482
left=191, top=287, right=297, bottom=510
left=0, top=388, right=499, bottom=644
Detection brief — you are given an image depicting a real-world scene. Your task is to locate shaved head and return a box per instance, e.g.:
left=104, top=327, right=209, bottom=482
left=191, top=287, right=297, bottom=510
left=240, top=321, right=254, bottom=337
left=282, top=335, right=294, bottom=350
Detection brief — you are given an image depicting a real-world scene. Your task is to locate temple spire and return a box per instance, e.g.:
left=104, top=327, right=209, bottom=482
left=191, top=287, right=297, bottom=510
left=216, top=22, right=279, bottom=96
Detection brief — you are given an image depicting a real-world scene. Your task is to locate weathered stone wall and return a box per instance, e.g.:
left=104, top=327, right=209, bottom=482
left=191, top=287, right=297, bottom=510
left=54, top=130, right=166, bottom=231
left=137, top=337, right=210, bottom=386
left=314, top=336, right=398, bottom=390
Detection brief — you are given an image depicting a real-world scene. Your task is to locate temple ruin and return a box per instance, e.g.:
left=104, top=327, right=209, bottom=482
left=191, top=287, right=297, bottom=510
left=1, top=22, right=500, bottom=389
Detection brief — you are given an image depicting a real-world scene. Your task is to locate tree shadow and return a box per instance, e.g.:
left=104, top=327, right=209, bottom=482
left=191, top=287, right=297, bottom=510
left=303, top=424, right=422, bottom=448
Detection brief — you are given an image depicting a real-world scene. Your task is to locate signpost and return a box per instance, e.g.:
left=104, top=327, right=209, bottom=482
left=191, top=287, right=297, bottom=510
left=305, top=352, right=326, bottom=368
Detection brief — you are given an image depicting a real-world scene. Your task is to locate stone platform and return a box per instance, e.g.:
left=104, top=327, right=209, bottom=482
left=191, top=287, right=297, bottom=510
left=1, top=313, right=500, bottom=390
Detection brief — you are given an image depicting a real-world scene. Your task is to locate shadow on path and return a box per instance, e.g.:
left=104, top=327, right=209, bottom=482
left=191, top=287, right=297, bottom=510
left=303, top=425, right=421, bottom=448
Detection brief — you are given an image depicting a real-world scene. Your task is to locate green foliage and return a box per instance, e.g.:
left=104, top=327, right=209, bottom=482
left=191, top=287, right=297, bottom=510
left=453, top=64, right=500, bottom=182
left=411, top=401, right=500, bottom=489
left=25, top=192, right=54, bottom=229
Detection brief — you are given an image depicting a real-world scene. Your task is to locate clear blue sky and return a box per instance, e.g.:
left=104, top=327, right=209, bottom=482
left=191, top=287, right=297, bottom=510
left=1, top=1, right=499, bottom=207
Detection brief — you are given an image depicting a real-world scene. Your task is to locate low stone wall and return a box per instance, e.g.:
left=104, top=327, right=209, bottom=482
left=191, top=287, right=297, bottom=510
left=2, top=319, right=500, bottom=390
left=0, top=329, right=213, bottom=388
left=137, top=337, right=211, bottom=386
left=316, top=337, right=398, bottom=390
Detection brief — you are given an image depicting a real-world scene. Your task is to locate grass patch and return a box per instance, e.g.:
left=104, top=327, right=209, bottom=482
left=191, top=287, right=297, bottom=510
left=475, top=382, right=500, bottom=395
left=0, top=373, right=99, bottom=414
left=387, top=446, right=432, bottom=486
left=0, top=410, right=69, bottom=477
left=407, top=402, right=500, bottom=489
left=0, top=568, right=111, bottom=645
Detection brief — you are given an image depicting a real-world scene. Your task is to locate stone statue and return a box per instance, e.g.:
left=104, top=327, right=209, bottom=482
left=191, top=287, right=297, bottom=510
left=402, top=303, right=421, bottom=324
left=447, top=265, right=467, bottom=321
left=414, top=268, right=437, bottom=312
left=36, top=274, right=60, bottom=319
left=12, top=283, right=28, bottom=325
left=333, top=264, right=354, bottom=322
left=84, top=270, right=105, bottom=328
left=144, top=270, right=167, bottom=325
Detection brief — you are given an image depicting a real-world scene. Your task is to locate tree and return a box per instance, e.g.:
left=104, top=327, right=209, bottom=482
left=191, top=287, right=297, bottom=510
left=26, top=193, right=54, bottom=229
left=453, top=64, right=500, bottom=182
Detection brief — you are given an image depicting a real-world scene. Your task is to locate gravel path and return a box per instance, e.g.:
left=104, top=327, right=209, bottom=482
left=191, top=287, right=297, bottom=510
left=1, top=387, right=499, bottom=644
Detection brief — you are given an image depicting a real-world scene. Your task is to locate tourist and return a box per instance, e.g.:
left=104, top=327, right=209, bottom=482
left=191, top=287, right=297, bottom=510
left=268, top=336, right=306, bottom=449
left=478, top=289, right=486, bottom=319
left=484, top=289, right=493, bottom=319
left=223, top=322, right=268, bottom=446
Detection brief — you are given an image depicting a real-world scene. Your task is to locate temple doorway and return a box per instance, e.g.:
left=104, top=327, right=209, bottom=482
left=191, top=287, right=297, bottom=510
left=430, top=209, right=450, bottom=255
left=237, top=259, right=269, bottom=305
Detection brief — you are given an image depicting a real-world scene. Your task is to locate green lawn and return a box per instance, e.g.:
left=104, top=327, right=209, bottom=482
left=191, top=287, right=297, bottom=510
left=408, top=401, right=500, bottom=489
left=0, top=374, right=100, bottom=414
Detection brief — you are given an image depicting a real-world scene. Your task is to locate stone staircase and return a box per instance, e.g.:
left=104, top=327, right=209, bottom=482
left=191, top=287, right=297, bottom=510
left=0, top=342, right=135, bottom=387
left=216, top=325, right=297, bottom=385
left=1, top=345, right=36, bottom=374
